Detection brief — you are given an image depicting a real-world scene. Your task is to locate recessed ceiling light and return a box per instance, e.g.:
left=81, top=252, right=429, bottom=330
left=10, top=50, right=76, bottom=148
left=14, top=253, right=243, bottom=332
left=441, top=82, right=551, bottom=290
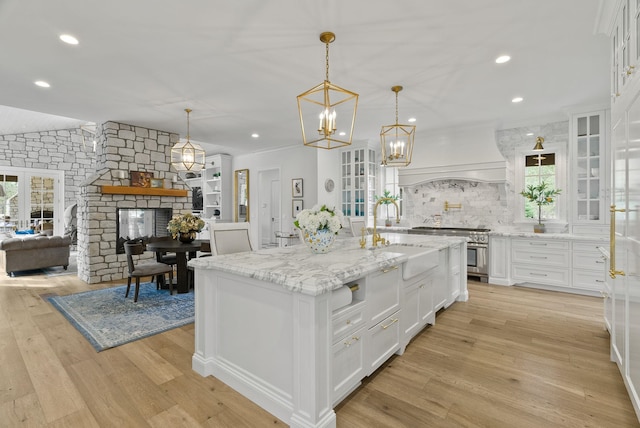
left=512, top=96, right=523, bottom=103
left=251, top=133, right=259, bottom=138
left=526, top=132, right=534, bottom=136
left=495, top=55, right=511, bottom=64
left=59, top=34, right=79, bottom=45
left=339, top=131, right=346, bottom=136
left=408, top=117, right=416, bottom=123
left=34, top=81, right=50, bottom=88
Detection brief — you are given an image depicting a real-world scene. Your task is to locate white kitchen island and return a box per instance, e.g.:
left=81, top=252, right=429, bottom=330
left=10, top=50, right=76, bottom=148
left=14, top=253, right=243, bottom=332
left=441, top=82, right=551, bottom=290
left=189, top=233, right=467, bottom=428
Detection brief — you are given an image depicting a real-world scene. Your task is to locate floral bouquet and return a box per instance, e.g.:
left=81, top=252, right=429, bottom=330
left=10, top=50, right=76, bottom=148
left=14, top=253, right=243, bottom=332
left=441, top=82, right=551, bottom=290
left=294, top=204, right=343, bottom=235
left=167, top=212, right=205, bottom=239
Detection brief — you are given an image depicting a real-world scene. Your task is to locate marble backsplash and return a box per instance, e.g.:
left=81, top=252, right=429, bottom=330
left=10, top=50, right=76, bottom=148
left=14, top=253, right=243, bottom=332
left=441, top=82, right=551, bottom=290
left=403, top=179, right=510, bottom=230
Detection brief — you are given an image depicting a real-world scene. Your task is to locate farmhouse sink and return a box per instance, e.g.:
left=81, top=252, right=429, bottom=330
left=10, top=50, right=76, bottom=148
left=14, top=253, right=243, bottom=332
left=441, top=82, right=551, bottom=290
left=374, top=245, right=439, bottom=280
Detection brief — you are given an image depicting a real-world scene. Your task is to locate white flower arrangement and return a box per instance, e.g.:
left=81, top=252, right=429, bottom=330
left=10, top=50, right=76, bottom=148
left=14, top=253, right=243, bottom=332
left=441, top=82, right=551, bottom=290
left=167, top=213, right=205, bottom=239
left=294, top=204, right=343, bottom=234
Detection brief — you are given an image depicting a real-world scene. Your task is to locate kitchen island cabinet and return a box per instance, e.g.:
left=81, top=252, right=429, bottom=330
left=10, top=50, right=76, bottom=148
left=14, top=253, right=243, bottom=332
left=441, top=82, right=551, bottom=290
left=189, top=234, right=466, bottom=428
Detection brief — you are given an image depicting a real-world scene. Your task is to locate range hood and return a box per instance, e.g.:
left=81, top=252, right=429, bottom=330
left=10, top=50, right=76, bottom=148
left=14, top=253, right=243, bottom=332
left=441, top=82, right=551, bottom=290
left=397, top=124, right=506, bottom=186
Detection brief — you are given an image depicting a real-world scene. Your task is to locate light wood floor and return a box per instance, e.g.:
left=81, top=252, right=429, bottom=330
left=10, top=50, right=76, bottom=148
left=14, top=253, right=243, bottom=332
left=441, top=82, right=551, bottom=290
left=0, top=271, right=638, bottom=427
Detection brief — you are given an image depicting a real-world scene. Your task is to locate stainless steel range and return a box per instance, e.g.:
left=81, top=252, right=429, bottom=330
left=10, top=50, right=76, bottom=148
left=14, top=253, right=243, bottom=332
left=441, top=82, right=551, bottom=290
left=408, top=227, right=489, bottom=282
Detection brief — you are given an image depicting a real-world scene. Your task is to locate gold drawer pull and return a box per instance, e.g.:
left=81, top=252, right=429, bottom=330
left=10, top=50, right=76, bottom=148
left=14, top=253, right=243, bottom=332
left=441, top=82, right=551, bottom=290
left=343, top=336, right=360, bottom=347
left=345, top=319, right=351, bottom=325
left=596, top=260, right=605, bottom=264
left=381, top=265, right=399, bottom=273
left=530, top=256, right=548, bottom=259
left=381, top=318, right=399, bottom=330
left=529, top=242, right=548, bottom=246
left=530, top=272, right=548, bottom=277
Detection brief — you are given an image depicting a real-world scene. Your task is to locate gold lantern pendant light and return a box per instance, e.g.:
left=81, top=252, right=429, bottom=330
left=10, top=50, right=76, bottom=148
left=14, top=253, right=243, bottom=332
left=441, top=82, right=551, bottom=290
left=297, top=32, right=359, bottom=149
left=171, top=108, right=205, bottom=172
left=380, top=86, right=415, bottom=167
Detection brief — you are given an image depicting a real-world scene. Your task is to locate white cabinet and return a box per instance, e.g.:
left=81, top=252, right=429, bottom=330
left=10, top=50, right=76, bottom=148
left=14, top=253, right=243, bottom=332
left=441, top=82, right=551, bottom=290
left=489, top=235, right=511, bottom=285
left=511, top=239, right=571, bottom=287
left=402, top=271, right=434, bottom=346
left=362, top=266, right=401, bottom=376
left=433, top=249, right=448, bottom=311
left=202, top=154, right=231, bottom=221
left=448, top=244, right=462, bottom=306
left=571, top=110, right=608, bottom=233
left=340, top=146, right=377, bottom=219
left=571, top=241, right=607, bottom=292
left=331, top=299, right=366, bottom=405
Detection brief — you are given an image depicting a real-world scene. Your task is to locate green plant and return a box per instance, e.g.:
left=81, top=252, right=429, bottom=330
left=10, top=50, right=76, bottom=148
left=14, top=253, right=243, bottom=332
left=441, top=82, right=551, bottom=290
left=520, top=181, right=561, bottom=225
left=374, top=190, right=399, bottom=221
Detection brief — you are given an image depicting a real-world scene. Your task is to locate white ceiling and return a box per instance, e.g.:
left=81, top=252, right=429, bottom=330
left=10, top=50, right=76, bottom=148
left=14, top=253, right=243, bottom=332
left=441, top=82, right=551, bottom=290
left=0, top=0, right=610, bottom=156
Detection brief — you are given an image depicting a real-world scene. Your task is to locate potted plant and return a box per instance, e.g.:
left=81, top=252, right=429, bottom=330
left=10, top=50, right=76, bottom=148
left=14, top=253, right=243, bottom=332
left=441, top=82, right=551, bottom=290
left=375, top=190, right=399, bottom=227
left=520, top=181, right=561, bottom=233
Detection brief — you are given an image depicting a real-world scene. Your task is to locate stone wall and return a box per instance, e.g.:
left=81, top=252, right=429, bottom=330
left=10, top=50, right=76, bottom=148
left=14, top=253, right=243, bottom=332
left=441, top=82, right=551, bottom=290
left=0, top=128, right=96, bottom=207
left=77, top=121, right=191, bottom=284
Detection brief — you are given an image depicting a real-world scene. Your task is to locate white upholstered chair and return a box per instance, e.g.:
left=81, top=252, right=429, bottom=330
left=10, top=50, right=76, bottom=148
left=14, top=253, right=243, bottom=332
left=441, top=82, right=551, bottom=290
left=349, top=217, right=367, bottom=237
left=209, top=222, right=254, bottom=256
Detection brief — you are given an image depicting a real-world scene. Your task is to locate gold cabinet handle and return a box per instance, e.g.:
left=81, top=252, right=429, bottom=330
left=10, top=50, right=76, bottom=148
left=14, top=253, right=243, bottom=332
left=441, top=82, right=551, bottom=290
left=343, top=335, right=360, bottom=347
left=381, top=318, right=399, bottom=330
left=610, top=205, right=627, bottom=278
left=381, top=265, right=399, bottom=273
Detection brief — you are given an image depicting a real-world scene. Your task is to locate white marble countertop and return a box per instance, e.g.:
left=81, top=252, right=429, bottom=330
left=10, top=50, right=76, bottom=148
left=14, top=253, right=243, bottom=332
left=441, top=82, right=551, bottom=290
left=189, top=233, right=466, bottom=296
left=489, top=230, right=608, bottom=242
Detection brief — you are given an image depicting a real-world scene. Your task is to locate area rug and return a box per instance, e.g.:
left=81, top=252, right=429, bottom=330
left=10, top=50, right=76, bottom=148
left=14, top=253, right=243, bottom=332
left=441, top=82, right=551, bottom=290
left=46, top=283, right=194, bottom=352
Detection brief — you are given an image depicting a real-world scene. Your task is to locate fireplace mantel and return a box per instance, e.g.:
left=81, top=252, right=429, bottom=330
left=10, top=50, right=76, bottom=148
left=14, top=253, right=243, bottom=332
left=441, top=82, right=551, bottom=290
left=101, top=186, right=188, bottom=197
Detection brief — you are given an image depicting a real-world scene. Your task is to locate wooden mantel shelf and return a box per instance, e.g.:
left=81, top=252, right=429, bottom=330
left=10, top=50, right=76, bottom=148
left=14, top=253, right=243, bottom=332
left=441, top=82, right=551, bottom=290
left=101, top=186, right=188, bottom=197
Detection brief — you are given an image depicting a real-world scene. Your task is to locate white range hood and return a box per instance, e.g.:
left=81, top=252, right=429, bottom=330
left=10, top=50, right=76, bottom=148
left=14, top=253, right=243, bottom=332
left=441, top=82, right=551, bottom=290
left=398, top=124, right=506, bottom=186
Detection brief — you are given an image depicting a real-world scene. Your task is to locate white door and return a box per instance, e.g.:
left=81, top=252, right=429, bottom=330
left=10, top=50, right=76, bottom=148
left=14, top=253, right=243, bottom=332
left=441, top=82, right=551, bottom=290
left=270, top=178, right=280, bottom=245
left=0, top=167, right=64, bottom=235
left=257, top=169, right=280, bottom=248
left=623, top=94, right=640, bottom=416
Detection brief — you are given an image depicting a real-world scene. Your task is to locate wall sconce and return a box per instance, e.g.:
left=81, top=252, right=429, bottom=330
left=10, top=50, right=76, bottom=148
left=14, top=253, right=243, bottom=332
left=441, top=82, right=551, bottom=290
left=533, top=136, right=545, bottom=151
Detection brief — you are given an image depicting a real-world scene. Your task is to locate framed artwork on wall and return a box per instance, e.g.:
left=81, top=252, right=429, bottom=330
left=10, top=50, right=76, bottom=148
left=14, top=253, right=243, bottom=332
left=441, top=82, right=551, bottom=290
left=292, top=199, right=303, bottom=217
left=130, top=171, right=153, bottom=188
left=150, top=178, right=164, bottom=188
left=292, top=178, right=303, bottom=198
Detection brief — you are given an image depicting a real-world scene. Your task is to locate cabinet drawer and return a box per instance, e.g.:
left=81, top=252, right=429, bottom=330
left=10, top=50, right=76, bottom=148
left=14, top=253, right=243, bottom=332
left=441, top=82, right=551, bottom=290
left=512, top=239, right=569, bottom=251
left=572, top=241, right=605, bottom=254
left=512, top=247, right=570, bottom=268
left=332, top=326, right=365, bottom=404
left=332, top=301, right=366, bottom=344
left=366, top=267, right=401, bottom=326
left=366, top=311, right=401, bottom=375
left=572, top=270, right=606, bottom=291
left=512, top=264, right=570, bottom=286
left=572, top=252, right=607, bottom=271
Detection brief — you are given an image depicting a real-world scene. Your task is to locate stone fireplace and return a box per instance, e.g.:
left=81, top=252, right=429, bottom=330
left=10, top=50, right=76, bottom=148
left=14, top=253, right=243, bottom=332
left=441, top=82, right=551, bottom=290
left=76, top=121, right=191, bottom=284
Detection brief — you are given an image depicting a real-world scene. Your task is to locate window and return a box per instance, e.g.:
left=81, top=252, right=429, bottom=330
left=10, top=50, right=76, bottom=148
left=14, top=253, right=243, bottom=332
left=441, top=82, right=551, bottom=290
left=381, top=166, right=403, bottom=217
left=524, top=153, right=557, bottom=220
left=515, top=143, right=566, bottom=225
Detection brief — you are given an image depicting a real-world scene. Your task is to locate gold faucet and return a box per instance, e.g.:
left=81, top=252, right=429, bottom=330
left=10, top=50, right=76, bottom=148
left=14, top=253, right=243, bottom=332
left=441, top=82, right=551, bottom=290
left=372, top=197, right=400, bottom=247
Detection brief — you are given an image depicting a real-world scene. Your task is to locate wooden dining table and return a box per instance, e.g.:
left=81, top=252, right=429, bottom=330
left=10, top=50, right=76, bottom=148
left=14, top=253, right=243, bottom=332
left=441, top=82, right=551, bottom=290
left=146, top=239, right=207, bottom=293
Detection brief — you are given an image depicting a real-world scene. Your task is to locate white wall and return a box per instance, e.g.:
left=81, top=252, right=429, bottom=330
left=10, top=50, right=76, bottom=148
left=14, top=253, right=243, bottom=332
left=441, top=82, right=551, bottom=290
left=233, top=144, right=318, bottom=239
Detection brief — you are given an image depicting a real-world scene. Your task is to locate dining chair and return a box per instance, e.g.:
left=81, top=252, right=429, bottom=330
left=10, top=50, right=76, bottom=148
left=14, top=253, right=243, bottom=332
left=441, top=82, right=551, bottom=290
left=209, top=222, right=254, bottom=256
left=349, top=217, right=367, bottom=237
left=146, top=235, right=177, bottom=289
left=124, top=242, right=174, bottom=302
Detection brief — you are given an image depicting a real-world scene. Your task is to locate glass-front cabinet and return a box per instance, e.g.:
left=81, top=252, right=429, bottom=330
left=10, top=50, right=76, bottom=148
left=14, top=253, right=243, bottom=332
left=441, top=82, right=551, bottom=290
left=571, top=110, right=607, bottom=230
left=341, top=146, right=376, bottom=218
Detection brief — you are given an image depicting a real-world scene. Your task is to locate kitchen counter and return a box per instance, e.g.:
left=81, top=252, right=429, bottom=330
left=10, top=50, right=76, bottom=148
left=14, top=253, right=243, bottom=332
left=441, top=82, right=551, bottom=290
left=189, top=233, right=465, bottom=296
left=190, top=233, right=467, bottom=428
left=489, top=230, right=608, bottom=242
